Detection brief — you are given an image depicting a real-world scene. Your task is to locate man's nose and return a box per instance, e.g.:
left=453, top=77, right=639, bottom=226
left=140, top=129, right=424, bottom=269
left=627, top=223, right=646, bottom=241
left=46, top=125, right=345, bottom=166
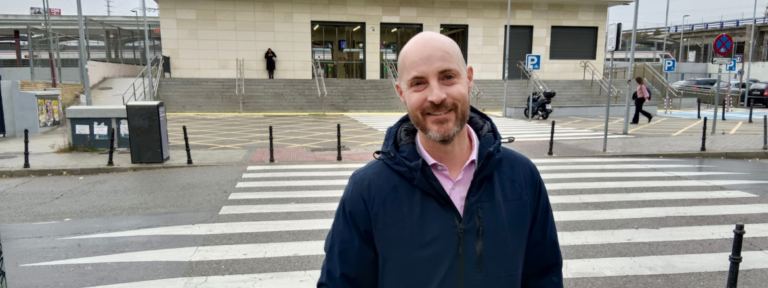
left=425, top=80, right=447, bottom=104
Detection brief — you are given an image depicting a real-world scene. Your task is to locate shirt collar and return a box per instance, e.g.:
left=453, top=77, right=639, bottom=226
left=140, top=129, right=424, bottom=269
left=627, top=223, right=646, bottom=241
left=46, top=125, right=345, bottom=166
left=416, top=124, right=479, bottom=168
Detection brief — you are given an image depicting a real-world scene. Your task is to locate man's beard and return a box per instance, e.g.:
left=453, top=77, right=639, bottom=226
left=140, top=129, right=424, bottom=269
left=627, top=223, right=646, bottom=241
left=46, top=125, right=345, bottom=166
left=409, top=100, right=470, bottom=144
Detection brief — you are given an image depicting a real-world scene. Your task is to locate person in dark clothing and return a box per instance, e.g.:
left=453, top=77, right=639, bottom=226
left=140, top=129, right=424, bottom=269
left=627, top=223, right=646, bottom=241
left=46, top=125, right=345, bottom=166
left=631, top=77, right=653, bottom=124
left=264, top=48, right=276, bottom=79
left=317, top=31, right=563, bottom=288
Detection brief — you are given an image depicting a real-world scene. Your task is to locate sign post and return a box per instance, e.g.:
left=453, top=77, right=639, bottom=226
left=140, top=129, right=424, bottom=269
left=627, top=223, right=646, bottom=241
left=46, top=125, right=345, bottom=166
left=663, top=58, right=676, bottom=113
left=712, top=33, right=734, bottom=135
left=525, top=54, right=541, bottom=122
left=603, top=23, right=621, bottom=152
left=726, top=59, right=737, bottom=112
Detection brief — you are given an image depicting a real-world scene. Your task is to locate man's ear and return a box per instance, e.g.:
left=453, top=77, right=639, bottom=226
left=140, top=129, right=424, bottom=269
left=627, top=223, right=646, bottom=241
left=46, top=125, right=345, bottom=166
left=467, top=65, right=474, bottom=94
left=396, top=81, right=407, bottom=106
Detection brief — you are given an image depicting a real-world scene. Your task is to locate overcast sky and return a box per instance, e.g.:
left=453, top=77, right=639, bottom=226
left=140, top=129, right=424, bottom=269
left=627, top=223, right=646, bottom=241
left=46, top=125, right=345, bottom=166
left=0, top=0, right=158, bottom=16
left=609, top=0, right=768, bottom=30
left=0, top=0, right=766, bottom=27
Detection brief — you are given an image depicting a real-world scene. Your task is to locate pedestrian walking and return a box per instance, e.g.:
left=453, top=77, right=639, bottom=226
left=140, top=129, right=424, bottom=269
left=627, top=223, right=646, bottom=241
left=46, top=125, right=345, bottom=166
left=264, top=48, right=276, bottom=79
left=318, top=31, right=563, bottom=288
left=631, top=77, right=653, bottom=124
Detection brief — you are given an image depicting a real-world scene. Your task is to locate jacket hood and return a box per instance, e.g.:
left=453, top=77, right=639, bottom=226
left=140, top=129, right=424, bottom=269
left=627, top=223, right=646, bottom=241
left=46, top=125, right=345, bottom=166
left=376, top=106, right=503, bottom=209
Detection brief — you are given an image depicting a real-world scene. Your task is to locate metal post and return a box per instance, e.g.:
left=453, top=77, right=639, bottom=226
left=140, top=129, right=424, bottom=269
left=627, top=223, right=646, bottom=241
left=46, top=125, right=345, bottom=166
left=501, top=0, right=511, bottom=117
left=749, top=99, right=754, bottom=123
left=528, top=71, right=533, bottom=122
left=43, top=0, right=57, bottom=88
left=712, top=65, right=722, bottom=134
left=24, top=129, right=30, bottom=168
left=55, top=34, right=62, bottom=84
left=14, top=30, right=21, bottom=67
left=76, top=0, right=92, bottom=105
left=547, top=121, right=555, bottom=156
left=337, top=124, right=342, bottom=161
left=27, top=26, right=35, bottom=82
left=701, top=117, right=707, bottom=151
left=746, top=0, right=757, bottom=90
left=697, top=98, right=701, bottom=119
left=623, top=0, right=640, bottom=135
left=603, top=51, right=615, bottom=152
left=0, top=229, right=6, bottom=288
left=107, top=128, right=115, bottom=166
left=722, top=100, right=726, bottom=121
left=725, top=223, right=746, bottom=288
left=764, top=115, right=767, bottom=150
left=183, top=126, right=193, bottom=164
left=141, top=0, right=154, bottom=99
left=679, top=15, right=690, bottom=63
left=269, top=126, right=275, bottom=163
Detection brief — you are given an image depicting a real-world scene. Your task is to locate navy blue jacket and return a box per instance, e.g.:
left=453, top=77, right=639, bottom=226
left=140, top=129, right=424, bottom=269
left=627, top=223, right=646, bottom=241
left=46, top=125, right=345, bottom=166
left=318, top=107, right=563, bottom=288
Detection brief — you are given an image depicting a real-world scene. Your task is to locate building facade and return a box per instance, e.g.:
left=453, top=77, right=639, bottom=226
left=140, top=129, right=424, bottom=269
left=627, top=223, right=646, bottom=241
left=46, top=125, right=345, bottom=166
left=157, top=0, right=625, bottom=80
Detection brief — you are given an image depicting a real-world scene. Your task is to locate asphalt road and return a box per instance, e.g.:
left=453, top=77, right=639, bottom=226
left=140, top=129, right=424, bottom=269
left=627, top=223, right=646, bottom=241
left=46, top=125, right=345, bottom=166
left=2, top=157, right=768, bottom=287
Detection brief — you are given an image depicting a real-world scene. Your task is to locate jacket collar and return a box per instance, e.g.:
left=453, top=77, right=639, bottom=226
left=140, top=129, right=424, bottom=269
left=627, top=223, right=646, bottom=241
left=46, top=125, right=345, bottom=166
left=377, top=106, right=503, bottom=207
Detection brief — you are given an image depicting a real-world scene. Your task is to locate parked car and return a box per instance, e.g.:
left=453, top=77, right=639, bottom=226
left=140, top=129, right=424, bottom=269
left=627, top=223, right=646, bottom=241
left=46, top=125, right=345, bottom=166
left=677, top=78, right=729, bottom=90
left=671, top=80, right=687, bottom=88
left=720, top=79, right=761, bottom=103
left=746, top=82, right=768, bottom=107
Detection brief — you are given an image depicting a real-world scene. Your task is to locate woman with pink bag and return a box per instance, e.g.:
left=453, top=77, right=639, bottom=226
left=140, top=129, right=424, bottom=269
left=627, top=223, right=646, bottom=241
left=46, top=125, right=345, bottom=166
left=631, top=77, right=653, bottom=124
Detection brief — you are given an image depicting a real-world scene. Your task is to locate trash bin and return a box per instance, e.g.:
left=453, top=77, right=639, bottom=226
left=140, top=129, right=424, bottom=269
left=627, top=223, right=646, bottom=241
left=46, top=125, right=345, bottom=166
left=126, top=101, right=170, bottom=163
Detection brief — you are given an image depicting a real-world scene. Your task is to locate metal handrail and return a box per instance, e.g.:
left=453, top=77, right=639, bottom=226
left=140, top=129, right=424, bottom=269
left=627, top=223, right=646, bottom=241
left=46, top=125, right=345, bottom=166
left=581, top=60, right=623, bottom=103
left=121, top=55, right=162, bottom=104
left=641, top=62, right=680, bottom=98
left=311, top=59, right=328, bottom=113
left=382, top=59, right=400, bottom=98
left=516, top=61, right=548, bottom=94
left=470, top=82, right=482, bottom=107
left=235, top=58, right=244, bottom=113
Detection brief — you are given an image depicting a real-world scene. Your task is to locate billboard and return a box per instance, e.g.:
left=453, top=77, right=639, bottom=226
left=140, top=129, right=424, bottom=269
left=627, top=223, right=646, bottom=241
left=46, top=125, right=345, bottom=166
left=30, top=7, right=61, bottom=15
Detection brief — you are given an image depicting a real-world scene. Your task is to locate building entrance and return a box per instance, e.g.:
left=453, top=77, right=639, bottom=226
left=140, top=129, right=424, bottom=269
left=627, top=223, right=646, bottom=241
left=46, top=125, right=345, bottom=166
left=311, top=22, right=365, bottom=79
left=380, top=23, right=422, bottom=79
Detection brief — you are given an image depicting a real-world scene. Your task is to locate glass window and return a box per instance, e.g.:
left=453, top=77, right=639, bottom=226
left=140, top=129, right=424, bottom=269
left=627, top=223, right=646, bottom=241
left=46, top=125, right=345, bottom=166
left=440, top=24, right=468, bottom=63
left=549, top=26, right=598, bottom=60
left=380, top=23, right=422, bottom=79
left=311, top=22, right=365, bottom=79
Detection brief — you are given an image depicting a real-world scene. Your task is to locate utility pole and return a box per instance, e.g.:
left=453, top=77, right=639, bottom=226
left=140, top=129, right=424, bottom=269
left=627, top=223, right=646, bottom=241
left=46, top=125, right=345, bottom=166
left=42, top=0, right=57, bottom=87
left=502, top=0, right=511, bottom=117
left=746, top=0, right=757, bottom=98
left=141, top=0, right=154, bottom=100
left=106, top=0, right=114, bottom=16
left=76, top=0, right=92, bottom=105
left=679, top=15, right=690, bottom=63
left=662, top=0, right=670, bottom=111
left=623, top=0, right=640, bottom=135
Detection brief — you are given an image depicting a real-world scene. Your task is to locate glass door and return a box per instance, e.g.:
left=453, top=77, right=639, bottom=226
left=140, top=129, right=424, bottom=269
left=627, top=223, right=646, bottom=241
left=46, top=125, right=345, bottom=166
left=311, top=22, right=366, bottom=79
left=380, top=23, right=422, bottom=79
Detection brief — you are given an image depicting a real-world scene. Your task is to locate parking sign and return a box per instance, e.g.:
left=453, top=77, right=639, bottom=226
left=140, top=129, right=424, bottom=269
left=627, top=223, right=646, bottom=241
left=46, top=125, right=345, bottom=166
left=526, top=54, right=541, bottom=70
left=726, top=59, right=737, bottom=72
left=663, top=59, right=676, bottom=72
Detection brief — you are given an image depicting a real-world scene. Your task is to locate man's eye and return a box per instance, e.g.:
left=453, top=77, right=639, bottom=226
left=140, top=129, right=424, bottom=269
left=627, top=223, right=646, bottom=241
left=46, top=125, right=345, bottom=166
left=413, top=82, right=423, bottom=86
left=445, top=75, right=454, bottom=80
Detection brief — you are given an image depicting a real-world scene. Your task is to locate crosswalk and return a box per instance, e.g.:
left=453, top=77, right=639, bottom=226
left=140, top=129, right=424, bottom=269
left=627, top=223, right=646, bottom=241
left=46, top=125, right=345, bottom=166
left=22, top=157, right=768, bottom=287
left=346, top=113, right=634, bottom=141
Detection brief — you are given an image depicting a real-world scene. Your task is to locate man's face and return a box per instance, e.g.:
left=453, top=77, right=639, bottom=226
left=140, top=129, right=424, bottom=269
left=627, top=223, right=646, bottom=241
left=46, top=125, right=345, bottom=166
left=396, top=44, right=473, bottom=144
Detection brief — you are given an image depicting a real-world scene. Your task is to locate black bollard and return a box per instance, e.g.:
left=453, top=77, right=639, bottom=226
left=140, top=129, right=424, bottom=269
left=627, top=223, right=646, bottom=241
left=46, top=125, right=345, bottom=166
left=23, top=129, right=30, bottom=168
left=697, top=98, right=701, bottom=119
left=748, top=99, right=754, bottom=123
left=763, top=116, right=767, bottom=150
left=336, top=124, right=342, bottom=161
left=721, top=100, right=726, bottom=121
left=183, top=126, right=193, bottom=164
left=547, top=121, right=555, bottom=156
left=725, top=223, right=746, bottom=288
left=269, top=126, right=274, bottom=163
left=701, top=117, right=708, bottom=152
left=0, top=230, right=6, bottom=288
left=107, top=128, right=115, bottom=166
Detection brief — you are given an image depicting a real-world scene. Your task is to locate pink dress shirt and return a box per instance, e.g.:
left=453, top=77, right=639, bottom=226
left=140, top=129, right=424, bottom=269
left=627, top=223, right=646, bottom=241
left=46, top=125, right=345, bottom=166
left=416, top=124, right=479, bottom=217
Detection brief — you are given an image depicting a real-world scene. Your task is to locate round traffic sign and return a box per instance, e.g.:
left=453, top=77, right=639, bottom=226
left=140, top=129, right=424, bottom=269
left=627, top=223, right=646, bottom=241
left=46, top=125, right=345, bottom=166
left=713, top=34, right=733, bottom=56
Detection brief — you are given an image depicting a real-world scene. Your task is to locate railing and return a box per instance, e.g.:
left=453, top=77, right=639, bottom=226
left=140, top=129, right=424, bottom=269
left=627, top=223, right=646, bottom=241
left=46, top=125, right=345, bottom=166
left=382, top=59, right=400, bottom=98
left=311, top=58, right=328, bottom=114
left=581, top=61, right=623, bottom=103
left=470, top=82, right=482, bottom=107
left=516, top=61, right=548, bottom=94
left=121, top=55, right=162, bottom=105
left=626, top=16, right=768, bottom=34
left=639, top=62, right=681, bottom=100
left=235, top=58, right=244, bottom=113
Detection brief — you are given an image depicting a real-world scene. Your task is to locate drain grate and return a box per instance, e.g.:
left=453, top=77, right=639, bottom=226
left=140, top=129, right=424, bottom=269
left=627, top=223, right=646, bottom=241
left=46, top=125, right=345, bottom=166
left=97, top=87, right=113, bottom=90
left=0, top=155, right=16, bottom=160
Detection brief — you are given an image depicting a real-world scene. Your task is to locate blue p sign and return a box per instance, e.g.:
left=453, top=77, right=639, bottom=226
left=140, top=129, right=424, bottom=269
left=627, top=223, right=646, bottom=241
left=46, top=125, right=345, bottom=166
left=526, top=54, right=541, bottom=70
left=726, top=59, right=737, bottom=72
left=663, top=59, right=676, bottom=72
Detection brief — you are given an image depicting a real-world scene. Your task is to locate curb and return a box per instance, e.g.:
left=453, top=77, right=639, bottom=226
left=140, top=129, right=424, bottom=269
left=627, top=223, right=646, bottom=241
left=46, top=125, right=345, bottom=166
left=0, top=164, right=217, bottom=178
left=584, top=150, right=768, bottom=160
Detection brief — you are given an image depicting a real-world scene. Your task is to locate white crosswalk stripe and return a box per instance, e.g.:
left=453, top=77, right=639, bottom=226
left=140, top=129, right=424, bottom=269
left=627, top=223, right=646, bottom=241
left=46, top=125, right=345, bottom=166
left=25, top=158, right=768, bottom=287
left=345, top=113, right=634, bottom=141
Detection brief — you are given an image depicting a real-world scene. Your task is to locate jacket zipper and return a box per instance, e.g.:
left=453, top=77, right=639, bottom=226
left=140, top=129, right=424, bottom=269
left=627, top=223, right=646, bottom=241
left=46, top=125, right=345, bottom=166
left=476, top=208, right=483, bottom=272
left=454, top=216, right=465, bottom=288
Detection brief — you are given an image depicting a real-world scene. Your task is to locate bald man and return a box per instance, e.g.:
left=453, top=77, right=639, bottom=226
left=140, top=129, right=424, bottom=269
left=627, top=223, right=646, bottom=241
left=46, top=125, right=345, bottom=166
left=318, top=31, right=563, bottom=288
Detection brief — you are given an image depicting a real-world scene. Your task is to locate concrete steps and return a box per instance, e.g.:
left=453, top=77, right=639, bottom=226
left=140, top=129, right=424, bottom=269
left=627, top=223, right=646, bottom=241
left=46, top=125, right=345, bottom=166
left=157, top=78, right=629, bottom=113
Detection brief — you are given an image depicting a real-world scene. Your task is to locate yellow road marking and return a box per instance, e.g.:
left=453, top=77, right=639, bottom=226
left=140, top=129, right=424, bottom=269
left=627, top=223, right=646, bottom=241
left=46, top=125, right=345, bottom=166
left=558, top=120, right=583, bottom=126
left=671, top=119, right=704, bottom=136
left=729, top=121, right=743, bottom=134
left=628, top=118, right=667, bottom=133
left=586, top=119, right=623, bottom=130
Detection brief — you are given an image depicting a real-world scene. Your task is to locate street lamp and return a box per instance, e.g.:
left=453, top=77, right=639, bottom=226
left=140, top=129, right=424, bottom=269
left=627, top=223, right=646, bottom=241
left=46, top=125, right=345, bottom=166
left=131, top=9, right=143, bottom=66
left=679, top=15, right=689, bottom=62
